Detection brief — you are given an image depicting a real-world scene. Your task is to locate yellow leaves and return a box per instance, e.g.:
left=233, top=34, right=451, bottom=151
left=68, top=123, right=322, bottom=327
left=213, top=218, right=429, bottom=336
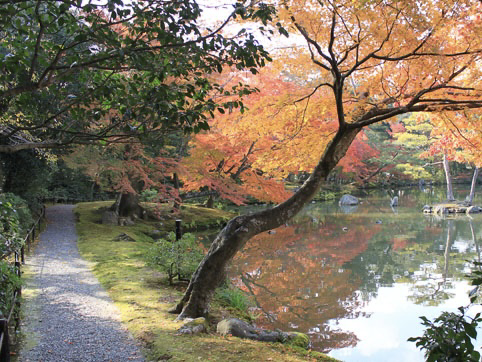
left=1, top=111, right=29, bottom=127
left=274, top=0, right=482, bottom=102
left=179, top=66, right=341, bottom=203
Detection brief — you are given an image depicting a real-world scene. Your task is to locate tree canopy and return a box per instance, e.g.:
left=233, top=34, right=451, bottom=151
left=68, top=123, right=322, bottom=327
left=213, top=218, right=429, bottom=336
left=0, top=0, right=281, bottom=153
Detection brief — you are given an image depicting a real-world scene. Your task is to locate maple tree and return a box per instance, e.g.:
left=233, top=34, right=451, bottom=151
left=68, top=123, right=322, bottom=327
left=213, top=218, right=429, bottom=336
left=64, top=140, right=182, bottom=219
left=181, top=68, right=381, bottom=203
left=173, top=0, right=482, bottom=319
left=180, top=130, right=290, bottom=206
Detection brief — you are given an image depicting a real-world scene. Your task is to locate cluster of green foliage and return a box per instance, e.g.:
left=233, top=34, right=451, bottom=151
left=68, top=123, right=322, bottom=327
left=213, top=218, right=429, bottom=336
left=0, top=193, right=31, bottom=317
left=0, top=261, right=21, bottom=317
left=140, top=189, right=160, bottom=202
left=409, top=309, right=482, bottom=362
left=0, top=0, right=281, bottom=150
left=1, top=152, right=110, bottom=211
left=146, top=232, right=204, bottom=285
left=0, top=192, right=33, bottom=257
left=409, top=261, right=482, bottom=362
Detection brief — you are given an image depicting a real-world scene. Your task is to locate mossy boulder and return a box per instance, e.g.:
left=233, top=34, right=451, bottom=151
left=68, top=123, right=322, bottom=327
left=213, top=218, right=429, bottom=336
left=177, top=317, right=209, bottom=335
left=285, top=332, right=311, bottom=349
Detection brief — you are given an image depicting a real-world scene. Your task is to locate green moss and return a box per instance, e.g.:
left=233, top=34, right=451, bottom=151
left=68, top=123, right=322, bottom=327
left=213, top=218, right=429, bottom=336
left=75, top=201, right=339, bottom=362
left=141, top=202, right=236, bottom=232
left=286, top=332, right=310, bottom=349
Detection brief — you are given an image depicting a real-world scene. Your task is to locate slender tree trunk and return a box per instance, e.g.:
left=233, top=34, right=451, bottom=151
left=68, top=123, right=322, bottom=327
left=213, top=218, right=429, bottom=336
left=206, top=195, right=214, bottom=208
left=443, top=153, right=455, bottom=201
left=172, top=172, right=181, bottom=212
left=112, top=192, right=122, bottom=215
left=90, top=181, right=96, bottom=201
left=171, top=126, right=361, bottom=319
left=467, top=167, right=479, bottom=205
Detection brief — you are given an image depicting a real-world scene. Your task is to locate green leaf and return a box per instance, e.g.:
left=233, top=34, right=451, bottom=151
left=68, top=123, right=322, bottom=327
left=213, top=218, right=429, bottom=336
left=465, top=323, right=477, bottom=339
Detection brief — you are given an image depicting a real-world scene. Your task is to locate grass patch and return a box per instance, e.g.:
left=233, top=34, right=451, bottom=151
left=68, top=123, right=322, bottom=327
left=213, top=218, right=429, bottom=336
left=75, top=201, right=338, bottom=361
left=216, top=284, right=253, bottom=312
left=214, top=281, right=259, bottom=322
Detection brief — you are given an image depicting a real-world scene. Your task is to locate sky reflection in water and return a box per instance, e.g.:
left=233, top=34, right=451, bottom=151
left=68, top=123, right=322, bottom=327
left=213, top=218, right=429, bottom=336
left=328, top=283, right=482, bottom=361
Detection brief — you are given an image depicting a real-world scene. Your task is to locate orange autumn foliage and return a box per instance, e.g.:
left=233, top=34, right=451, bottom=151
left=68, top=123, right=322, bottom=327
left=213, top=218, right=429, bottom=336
left=181, top=69, right=380, bottom=203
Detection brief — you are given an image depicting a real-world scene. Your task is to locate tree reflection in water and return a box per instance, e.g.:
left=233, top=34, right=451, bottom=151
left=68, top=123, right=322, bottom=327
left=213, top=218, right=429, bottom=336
left=227, top=189, right=482, bottom=355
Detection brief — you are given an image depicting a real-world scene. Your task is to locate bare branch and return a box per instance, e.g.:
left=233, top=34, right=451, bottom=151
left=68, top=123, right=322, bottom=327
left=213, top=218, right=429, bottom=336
left=29, top=0, right=45, bottom=81
left=350, top=101, right=482, bottom=129
left=289, top=14, right=332, bottom=70
left=294, top=82, right=333, bottom=103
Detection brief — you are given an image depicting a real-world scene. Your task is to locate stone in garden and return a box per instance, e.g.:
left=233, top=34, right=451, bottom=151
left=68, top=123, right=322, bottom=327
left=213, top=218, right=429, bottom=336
left=338, top=194, right=359, bottom=206
left=217, top=318, right=281, bottom=342
left=467, top=206, right=482, bottom=214
left=216, top=318, right=310, bottom=348
left=391, top=196, right=399, bottom=207
left=113, top=233, right=136, bottom=242
left=284, top=332, right=311, bottom=349
left=102, top=210, right=118, bottom=225
left=177, top=317, right=208, bottom=335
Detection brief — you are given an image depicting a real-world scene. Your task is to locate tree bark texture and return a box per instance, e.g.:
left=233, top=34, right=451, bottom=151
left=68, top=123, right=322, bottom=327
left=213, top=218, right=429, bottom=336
left=206, top=195, right=215, bottom=209
left=172, top=126, right=361, bottom=319
left=117, top=192, right=143, bottom=218
left=172, top=172, right=181, bottom=211
left=468, top=167, right=479, bottom=205
left=443, top=153, right=455, bottom=201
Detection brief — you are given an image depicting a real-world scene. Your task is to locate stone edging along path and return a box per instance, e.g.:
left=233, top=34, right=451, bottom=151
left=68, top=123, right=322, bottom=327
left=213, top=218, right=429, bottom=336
left=18, top=204, right=145, bottom=362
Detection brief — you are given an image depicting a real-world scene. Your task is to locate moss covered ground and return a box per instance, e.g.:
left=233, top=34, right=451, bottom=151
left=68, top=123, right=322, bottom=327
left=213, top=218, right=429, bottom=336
left=75, top=201, right=338, bottom=361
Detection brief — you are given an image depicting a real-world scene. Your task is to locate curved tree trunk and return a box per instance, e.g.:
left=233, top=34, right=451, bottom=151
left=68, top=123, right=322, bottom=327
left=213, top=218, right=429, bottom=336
left=171, top=126, right=361, bottom=319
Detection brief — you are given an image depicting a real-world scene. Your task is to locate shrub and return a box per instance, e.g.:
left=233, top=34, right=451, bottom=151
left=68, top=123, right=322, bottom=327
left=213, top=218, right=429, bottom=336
left=409, top=261, right=482, bottom=362
left=0, top=193, right=33, bottom=258
left=0, top=261, right=21, bottom=316
left=140, top=189, right=159, bottom=202
left=147, top=232, right=204, bottom=285
left=408, top=309, right=481, bottom=362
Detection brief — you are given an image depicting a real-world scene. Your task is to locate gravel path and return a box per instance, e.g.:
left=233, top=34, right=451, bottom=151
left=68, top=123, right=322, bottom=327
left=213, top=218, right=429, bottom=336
left=18, top=204, right=145, bottom=362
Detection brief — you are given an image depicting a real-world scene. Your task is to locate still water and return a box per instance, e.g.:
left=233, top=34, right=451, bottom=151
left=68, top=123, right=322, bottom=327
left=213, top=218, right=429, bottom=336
left=227, top=186, right=482, bottom=361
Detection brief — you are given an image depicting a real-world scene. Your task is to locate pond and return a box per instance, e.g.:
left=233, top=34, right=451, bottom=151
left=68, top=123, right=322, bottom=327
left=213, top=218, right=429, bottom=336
left=226, top=185, right=482, bottom=361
